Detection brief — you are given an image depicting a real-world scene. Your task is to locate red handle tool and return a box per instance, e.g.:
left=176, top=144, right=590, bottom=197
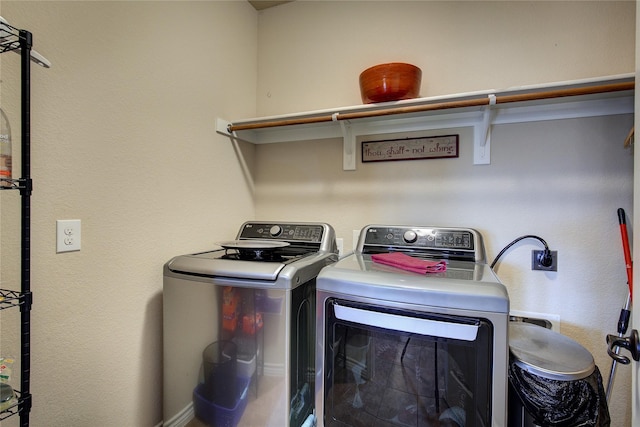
left=618, top=208, right=633, bottom=301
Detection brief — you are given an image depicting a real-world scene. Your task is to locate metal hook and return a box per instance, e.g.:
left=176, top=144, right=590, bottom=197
left=607, top=329, right=640, bottom=365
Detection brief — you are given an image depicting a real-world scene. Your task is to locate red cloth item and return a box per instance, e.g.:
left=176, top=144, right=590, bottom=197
left=371, top=252, right=447, bottom=274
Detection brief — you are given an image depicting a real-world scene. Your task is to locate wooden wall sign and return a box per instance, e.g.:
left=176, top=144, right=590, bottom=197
left=362, top=135, right=459, bottom=163
left=362, top=134, right=459, bottom=163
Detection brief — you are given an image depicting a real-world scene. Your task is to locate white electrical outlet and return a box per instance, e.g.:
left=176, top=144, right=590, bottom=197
left=336, top=238, right=344, bottom=258
left=56, top=219, right=81, bottom=253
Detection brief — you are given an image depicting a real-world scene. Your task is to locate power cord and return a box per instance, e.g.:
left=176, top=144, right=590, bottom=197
left=490, top=235, right=553, bottom=269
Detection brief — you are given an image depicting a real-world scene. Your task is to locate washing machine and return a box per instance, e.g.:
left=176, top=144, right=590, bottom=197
left=163, top=221, right=338, bottom=427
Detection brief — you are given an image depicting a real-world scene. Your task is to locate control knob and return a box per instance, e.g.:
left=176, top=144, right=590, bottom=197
left=403, top=230, right=418, bottom=244
left=269, top=225, right=282, bottom=237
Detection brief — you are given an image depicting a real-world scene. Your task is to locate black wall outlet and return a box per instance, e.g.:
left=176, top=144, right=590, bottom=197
left=532, top=250, right=558, bottom=271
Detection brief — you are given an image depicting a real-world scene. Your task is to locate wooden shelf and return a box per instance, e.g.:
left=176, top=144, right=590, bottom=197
left=217, top=74, right=634, bottom=170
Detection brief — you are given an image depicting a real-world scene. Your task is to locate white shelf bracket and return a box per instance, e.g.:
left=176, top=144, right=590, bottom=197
left=474, top=94, right=496, bottom=165
left=216, top=117, right=233, bottom=137
left=338, top=114, right=356, bottom=171
left=215, top=118, right=255, bottom=192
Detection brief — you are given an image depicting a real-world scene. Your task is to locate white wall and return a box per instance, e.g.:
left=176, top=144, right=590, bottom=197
left=0, top=1, right=257, bottom=426
left=254, top=1, right=635, bottom=425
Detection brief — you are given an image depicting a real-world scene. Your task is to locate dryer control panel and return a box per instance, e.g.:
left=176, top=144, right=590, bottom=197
left=359, top=225, right=485, bottom=262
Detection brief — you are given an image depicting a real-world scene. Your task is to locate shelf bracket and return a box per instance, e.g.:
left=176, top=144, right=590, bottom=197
left=474, top=94, right=496, bottom=165
left=338, top=114, right=356, bottom=171
left=216, top=117, right=233, bottom=138
left=215, top=118, right=255, bottom=193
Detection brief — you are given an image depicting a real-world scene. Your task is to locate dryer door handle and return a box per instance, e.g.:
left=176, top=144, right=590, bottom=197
left=333, top=304, right=479, bottom=341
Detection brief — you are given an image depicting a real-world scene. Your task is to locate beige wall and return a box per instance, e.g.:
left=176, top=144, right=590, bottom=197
left=254, top=1, right=635, bottom=426
left=0, top=1, right=257, bottom=426
left=256, top=1, right=635, bottom=116
left=0, top=1, right=635, bottom=426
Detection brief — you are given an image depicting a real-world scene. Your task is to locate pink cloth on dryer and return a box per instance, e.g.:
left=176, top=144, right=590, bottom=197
left=371, top=252, right=447, bottom=274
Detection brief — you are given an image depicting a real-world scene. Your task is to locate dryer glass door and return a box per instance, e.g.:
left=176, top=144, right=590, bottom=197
left=322, top=299, right=493, bottom=427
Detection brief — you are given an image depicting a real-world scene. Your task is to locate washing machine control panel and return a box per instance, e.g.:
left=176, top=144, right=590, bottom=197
left=238, top=222, right=325, bottom=243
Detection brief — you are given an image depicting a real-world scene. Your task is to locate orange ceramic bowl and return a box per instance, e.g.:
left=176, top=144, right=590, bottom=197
left=359, top=63, right=422, bottom=104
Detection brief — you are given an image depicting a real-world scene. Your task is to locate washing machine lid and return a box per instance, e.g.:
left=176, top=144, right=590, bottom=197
left=317, top=253, right=509, bottom=314
left=166, top=249, right=287, bottom=281
left=166, top=248, right=339, bottom=288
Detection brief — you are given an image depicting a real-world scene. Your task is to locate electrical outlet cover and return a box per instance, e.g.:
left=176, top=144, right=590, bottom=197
left=56, top=219, right=81, bottom=253
left=531, top=250, right=557, bottom=271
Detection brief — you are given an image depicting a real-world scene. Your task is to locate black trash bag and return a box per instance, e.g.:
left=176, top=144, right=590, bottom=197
left=508, top=361, right=610, bottom=427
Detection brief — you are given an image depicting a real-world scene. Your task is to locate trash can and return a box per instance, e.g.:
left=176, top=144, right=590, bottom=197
left=202, top=340, right=238, bottom=408
left=508, top=322, right=610, bottom=427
